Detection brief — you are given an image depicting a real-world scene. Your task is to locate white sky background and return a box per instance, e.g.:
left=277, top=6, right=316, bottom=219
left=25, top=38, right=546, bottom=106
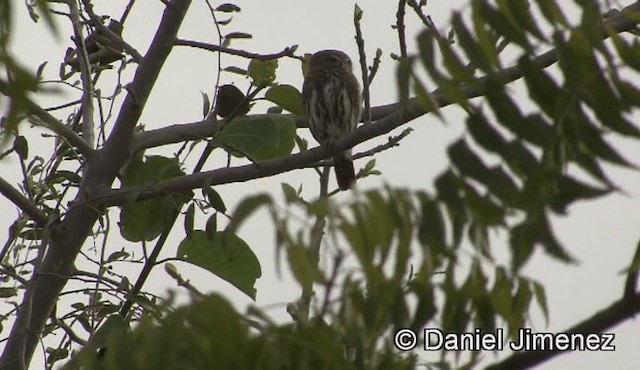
left=2, top=0, right=640, bottom=368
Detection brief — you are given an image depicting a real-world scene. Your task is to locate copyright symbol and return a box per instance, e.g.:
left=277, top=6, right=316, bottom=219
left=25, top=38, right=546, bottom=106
left=394, top=329, right=417, bottom=351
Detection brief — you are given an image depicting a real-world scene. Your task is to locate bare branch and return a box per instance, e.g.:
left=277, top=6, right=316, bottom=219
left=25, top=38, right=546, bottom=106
left=0, top=1, right=194, bottom=367
left=0, top=177, right=48, bottom=226
left=0, top=81, right=93, bottom=157
left=174, top=39, right=298, bottom=60
left=105, top=1, right=640, bottom=207
left=353, top=5, right=371, bottom=125
left=486, top=293, right=640, bottom=370
left=396, top=0, right=408, bottom=58
left=67, top=0, right=96, bottom=148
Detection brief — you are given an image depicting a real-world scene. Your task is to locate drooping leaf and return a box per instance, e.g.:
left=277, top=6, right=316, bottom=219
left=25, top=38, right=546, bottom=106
left=215, top=3, right=241, bottom=12
left=448, top=139, right=520, bottom=207
left=119, top=156, right=192, bottom=242
left=178, top=230, right=261, bottom=300
left=510, top=221, right=536, bottom=271
left=212, top=116, right=296, bottom=161
left=435, top=170, right=467, bottom=248
left=203, top=187, right=227, bottom=213
left=264, top=84, right=304, bottom=116
left=453, top=12, right=493, bottom=72
left=225, top=194, right=272, bottom=236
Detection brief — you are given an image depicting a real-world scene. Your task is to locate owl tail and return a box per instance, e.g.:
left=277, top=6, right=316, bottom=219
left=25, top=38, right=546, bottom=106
left=333, top=153, right=356, bottom=191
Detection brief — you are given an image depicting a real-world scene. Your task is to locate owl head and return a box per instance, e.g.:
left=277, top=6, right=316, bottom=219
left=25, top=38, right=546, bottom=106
left=308, top=50, right=354, bottom=72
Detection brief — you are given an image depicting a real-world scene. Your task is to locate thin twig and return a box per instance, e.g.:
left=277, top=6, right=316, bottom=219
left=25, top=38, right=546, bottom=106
left=353, top=127, right=413, bottom=160
left=120, top=0, right=136, bottom=24
left=396, top=0, right=408, bottom=58
left=353, top=5, right=371, bottom=125
left=54, top=317, right=87, bottom=346
left=67, top=0, right=95, bottom=148
left=0, top=177, right=48, bottom=226
left=368, top=48, right=382, bottom=84
left=487, top=293, right=640, bottom=369
left=175, top=39, right=297, bottom=60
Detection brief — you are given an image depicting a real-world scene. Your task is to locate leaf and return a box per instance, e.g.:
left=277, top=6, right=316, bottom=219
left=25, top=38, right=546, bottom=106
left=84, top=315, right=129, bottom=353
left=222, top=66, right=247, bottom=76
left=287, top=243, right=323, bottom=291
left=223, top=32, right=252, bottom=47
left=215, top=3, right=241, bottom=12
left=203, top=187, right=227, bottom=213
left=35, top=62, right=47, bottom=80
left=281, top=183, right=299, bottom=204
left=461, top=181, right=505, bottom=226
left=536, top=0, right=569, bottom=27
left=532, top=281, right=549, bottom=325
left=453, top=12, right=493, bottom=72
left=412, top=78, right=442, bottom=119
left=354, top=4, right=363, bottom=21
left=466, top=112, right=508, bottom=156
left=13, top=135, right=28, bottom=160
left=48, top=170, right=81, bottom=186
left=510, top=221, right=536, bottom=271
left=248, top=58, right=277, bottom=87
left=460, top=262, right=488, bottom=300
left=513, top=279, right=532, bottom=320
left=488, top=267, right=513, bottom=324
left=177, top=231, right=261, bottom=299
left=519, top=57, right=562, bottom=118
left=477, top=0, right=531, bottom=51
left=435, top=170, right=466, bottom=248
left=574, top=110, right=634, bottom=167
left=212, top=115, right=296, bottom=161
left=537, top=214, right=576, bottom=264
left=264, top=84, right=304, bottom=116
left=225, top=194, right=272, bottom=236
left=106, top=249, right=130, bottom=263
left=485, top=79, right=551, bottom=147
left=0, top=287, right=17, bottom=298
left=499, top=0, right=545, bottom=41
left=205, top=213, right=218, bottom=239
left=448, top=139, right=520, bottom=207
left=417, top=195, right=446, bottom=255
left=184, top=203, right=195, bottom=239
left=200, top=91, right=210, bottom=118
left=549, top=176, right=611, bottom=213
left=119, top=156, right=192, bottom=242
left=225, top=32, right=252, bottom=41
left=215, top=84, right=249, bottom=118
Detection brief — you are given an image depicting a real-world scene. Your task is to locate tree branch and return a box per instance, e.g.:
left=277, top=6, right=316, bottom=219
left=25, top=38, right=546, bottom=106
left=97, top=1, right=640, bottom=207
left=486, top=293, right=640, bottom=370
left=133, top=1, right=640, bottom=153
left=0, top=80, right=93, bottom=157
left=67, top=0, right=96, bottom=149
left=174, top=39, right=297, bottom=59
left=0, top=177, right=48, bottom=226
left=0, top=1, right=193, bottom=367
left=354, top=5, right=371, bottom=125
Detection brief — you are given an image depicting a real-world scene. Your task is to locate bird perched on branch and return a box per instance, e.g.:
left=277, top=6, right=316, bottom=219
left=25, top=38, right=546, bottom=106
left=302, top=50, right=362, bottom=191
left=65, top=19, right=124, bottom=72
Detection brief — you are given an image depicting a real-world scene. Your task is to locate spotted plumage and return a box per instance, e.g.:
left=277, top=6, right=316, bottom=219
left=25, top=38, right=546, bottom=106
left=302, top=50, right=361, bottom=190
